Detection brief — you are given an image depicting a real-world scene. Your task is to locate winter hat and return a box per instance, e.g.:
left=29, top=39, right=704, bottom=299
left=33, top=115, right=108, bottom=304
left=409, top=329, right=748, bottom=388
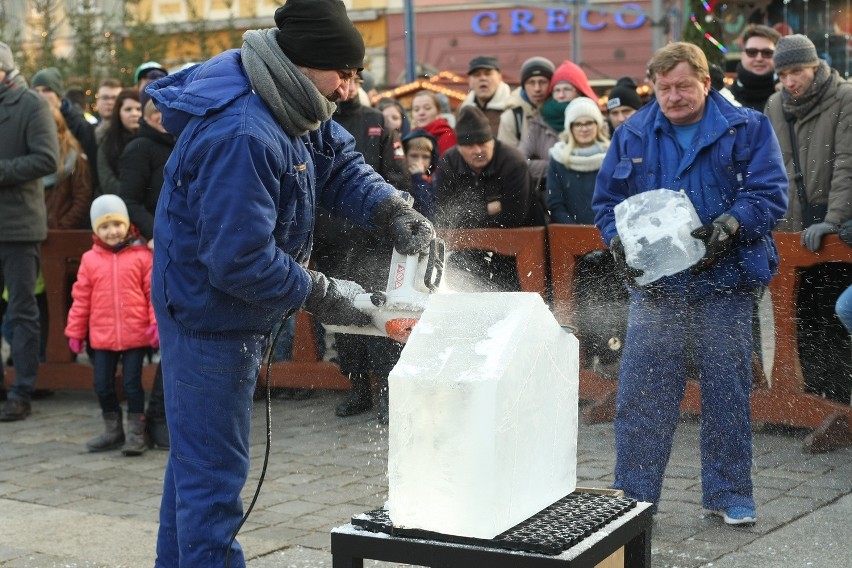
left=564, top=96, right=604, bottom=131
left=90, top=194, right=130, bottom=232
left=773, top=34, right=819, bottom=73
left=134, top=61, right=167, bottom=83
left=520, top=56, right=555, bottom=85
left=31, top=67, right=64, bottom=95
left=274, top=0, right=365, bottom=70
left=606, top=77, right=642, bottom=111
left=550, top=60, right=597, bottom=101
left=455, top=106, right=493, bottom=145
left=467, top=55, right=500, bottom=75
left=0, top=41, right=14, bottom=72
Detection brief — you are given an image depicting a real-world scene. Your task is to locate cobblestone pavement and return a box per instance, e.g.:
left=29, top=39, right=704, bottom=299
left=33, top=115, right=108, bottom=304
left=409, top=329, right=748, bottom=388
left=0, top=388, right=849, bottom=567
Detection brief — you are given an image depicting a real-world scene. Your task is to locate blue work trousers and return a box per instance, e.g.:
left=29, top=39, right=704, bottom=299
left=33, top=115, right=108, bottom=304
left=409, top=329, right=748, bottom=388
left=154, top=314, right=266, bottom=568
left=613, top=287, right=755, bottom=512
left=0, top=242, right=41, bottom=401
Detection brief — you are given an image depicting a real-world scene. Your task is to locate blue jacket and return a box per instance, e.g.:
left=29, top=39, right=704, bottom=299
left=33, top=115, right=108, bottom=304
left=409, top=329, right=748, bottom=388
left=592, top=90, right=788, bottom=293
left=147, top=50, right=396, bottom=334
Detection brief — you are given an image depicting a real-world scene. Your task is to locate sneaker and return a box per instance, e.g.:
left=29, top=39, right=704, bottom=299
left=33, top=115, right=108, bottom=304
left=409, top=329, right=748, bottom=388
left=716, top=506, right=756, bottom=526
left=0, top=399, right=31, bottom=422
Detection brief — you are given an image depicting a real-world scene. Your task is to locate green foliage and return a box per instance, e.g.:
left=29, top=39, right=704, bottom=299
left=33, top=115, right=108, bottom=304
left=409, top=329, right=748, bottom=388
left=682, top=0, right=726, bottom=69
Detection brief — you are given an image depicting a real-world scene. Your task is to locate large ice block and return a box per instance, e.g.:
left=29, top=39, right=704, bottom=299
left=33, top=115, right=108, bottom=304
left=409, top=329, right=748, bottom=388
left=387, top=292, right=579, bottom=540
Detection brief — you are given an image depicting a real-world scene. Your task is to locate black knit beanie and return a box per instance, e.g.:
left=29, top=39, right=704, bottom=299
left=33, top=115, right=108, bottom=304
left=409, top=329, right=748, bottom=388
left=606, top=77, right=642, bottom=111
left=274, top=0, right=365, bottom=70
left=455, top=106, right=493, bottom=145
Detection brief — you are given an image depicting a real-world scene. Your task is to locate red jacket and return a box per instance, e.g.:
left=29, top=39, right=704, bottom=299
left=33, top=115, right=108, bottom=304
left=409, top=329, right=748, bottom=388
left=65, top=240, right=155, bottom=351
left=422, top=118, right=457, bottom=157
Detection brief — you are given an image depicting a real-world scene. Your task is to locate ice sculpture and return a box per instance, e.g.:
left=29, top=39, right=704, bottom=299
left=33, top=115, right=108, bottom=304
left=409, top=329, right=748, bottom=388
left=387, top=292, right=579, bottom=539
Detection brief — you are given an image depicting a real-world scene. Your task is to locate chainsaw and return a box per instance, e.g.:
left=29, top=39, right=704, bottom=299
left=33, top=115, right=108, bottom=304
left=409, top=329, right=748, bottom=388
left=324, top=238, right=445, bottom=343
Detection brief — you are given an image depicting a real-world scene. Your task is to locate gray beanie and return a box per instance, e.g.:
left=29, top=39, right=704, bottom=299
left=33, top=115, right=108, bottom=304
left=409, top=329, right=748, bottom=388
left=773, top=34, right=819, bottom=73
left=0, top=42, right=14, bottom=72
left=520, top=56, right=555, bottom=85
left=90, top=194, right=130, bottom=232
left=31, top=67, right=64, bottom=95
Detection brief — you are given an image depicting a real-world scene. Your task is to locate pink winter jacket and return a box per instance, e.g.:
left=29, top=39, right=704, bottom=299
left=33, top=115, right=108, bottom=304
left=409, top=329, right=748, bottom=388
left=64, top=241, right=155, bottom=351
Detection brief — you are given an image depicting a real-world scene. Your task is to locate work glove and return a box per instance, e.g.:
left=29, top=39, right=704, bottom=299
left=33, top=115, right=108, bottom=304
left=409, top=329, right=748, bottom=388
left=373, top=194, right=435, bottom=255
left=609, top=236, right=645, bottom=284
left=801, top=221, right=838, bottom=252
left=303, top=270, right=372, bottom=327
left=68, top=338, right=86, bottom=354
left=145, top=324, right=160, bottom=349
left=689, top=213, right=740, bottom=274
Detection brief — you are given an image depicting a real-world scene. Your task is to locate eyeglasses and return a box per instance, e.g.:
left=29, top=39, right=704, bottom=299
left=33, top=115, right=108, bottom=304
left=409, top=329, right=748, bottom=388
left=571, top=121, right=597, bottom=129
left=744, top=48, right=774, bottom=59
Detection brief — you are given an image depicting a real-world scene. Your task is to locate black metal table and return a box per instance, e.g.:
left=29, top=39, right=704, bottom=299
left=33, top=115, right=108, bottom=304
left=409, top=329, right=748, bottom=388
left=330, top=493, right=653, bottom=567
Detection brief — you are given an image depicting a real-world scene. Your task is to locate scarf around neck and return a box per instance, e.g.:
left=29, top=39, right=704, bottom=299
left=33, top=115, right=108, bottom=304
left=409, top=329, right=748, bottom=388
left=732, top=63, right=777, bottom=104
left=541, top=98, right=569, bottom=132
left=550, top=140, right=608, bottom=171
left=781, top=61, right=833, bottom=120
left=241, top=29, right=337, bottom=137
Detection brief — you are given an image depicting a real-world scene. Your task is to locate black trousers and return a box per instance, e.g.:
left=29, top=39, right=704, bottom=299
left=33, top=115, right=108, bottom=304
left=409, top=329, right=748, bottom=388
left=797, top=263, right=852, bottom=405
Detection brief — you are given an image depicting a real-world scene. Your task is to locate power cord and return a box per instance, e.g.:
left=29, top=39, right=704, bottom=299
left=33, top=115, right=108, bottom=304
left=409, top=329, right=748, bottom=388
left=225, top=313, right=291, bottom=568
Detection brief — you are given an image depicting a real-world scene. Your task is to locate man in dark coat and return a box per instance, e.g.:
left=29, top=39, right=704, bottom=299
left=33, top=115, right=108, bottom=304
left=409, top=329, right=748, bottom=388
left=314, top=77, right=410, bottom=420
left=435, top=105, right=538, bottom=291
left=729, top=24, right=780, bottom=111
left=0, top=55, right=59, bottom=420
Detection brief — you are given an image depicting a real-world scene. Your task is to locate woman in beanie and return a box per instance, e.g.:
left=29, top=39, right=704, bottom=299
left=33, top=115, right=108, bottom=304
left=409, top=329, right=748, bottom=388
left=410, top=90, right=457, bottom=156
left=764, top=33, right=852, bottom=405
left=64, top=195, right=158, bottom=456
left=546, top=97, right=610, bottom=224
left=96, top=88, right=141, bottom=197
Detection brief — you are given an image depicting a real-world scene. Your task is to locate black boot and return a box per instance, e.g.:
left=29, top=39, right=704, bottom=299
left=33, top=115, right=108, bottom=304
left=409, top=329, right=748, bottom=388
left=87, top=410, right=125, bottom=452
left=335, top=373, right=373, bottom=417
left=376, top=375, right=389, bottom=425
left=145, top=365, right=169, bottom=449
left=122, top=413, right=149, bottom=456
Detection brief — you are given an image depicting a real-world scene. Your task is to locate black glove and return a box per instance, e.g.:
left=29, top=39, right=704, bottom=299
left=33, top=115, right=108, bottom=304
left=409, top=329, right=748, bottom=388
left=801, top=221, right=838, bottom=252
left=609, top=236, right=645, bottom=284
left=373, top=194, right=435, bottom=255
left=303, top=270, right=372, bottom=327
left=689, top=213, right=739, bottom=274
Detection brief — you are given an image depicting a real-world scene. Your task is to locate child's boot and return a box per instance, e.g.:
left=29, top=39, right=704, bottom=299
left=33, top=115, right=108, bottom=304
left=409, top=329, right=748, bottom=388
left=122, top=413, right=149, bottom=456
left=86, top=409, right=125, bottom=452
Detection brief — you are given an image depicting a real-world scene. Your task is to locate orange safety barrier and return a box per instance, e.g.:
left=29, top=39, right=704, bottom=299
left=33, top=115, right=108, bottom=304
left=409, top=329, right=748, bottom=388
left=438, top=227, right=549, bottom=298
left=549, top=225, right=852, bottom=451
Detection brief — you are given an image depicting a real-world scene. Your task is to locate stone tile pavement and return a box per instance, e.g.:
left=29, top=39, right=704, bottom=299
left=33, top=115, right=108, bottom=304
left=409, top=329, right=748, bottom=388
left=0, top=388, right=849, bottom=567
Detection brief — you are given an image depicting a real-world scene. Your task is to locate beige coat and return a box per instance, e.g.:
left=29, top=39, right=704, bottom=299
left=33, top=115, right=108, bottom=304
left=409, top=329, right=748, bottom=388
left=459, top=81, right=512, bottom=138
left=764, top=73, right=852, bottom=230
left=497, top=87, right=536, bottom=148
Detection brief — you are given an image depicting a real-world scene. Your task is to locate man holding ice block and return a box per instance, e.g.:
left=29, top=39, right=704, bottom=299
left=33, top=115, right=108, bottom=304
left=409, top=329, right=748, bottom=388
left=591, top=42, right=787, bottom=526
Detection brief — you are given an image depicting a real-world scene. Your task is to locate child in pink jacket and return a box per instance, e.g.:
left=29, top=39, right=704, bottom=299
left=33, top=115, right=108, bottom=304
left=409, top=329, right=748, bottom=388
left=65, top=195, right=157, bottom=455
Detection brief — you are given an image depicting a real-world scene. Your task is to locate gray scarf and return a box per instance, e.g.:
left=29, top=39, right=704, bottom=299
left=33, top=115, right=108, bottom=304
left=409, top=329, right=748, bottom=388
left=241, top=29, right=336, bottom=137
left=781, top=61, right=833, bottom=120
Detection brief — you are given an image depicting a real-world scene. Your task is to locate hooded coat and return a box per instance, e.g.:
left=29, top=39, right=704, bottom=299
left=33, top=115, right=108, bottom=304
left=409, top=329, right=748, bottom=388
left=146, top=50, right=396, bottom=334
